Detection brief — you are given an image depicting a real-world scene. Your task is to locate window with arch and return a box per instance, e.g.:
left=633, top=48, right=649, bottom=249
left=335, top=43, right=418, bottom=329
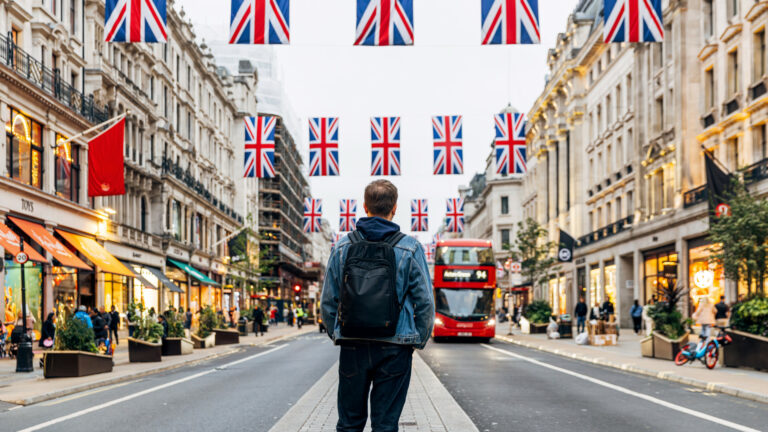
left=6, top=108, right=43, bottom=188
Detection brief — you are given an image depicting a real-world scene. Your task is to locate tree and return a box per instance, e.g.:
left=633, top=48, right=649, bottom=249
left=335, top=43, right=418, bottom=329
left=708, top=179, right=768, bottom=295
left=505, top=218, right=558, bottom=288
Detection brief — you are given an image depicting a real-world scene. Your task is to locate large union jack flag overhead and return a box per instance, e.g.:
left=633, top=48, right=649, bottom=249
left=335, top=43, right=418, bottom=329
left=303, top=198, right=322, bottom=233
left=230, top=0, right=290, bottom=45
left=355, top=0, right=414, bottom=46
left=604, top=0, right=663, bottom=43
left=433, top=116, right=464, bottom=175
left=308, top=117, right=340, bottom=177
left=445, top=198, right=465, bottom=234
left=371, top=117, right=402, bottom=176
left=481, top=0, right=540, bottom=45
left=339, top=199, right=357, bottom=232
left=105, top=0, right=167, bottom=43
left=243, top=116, right=276, bottom=178
left=494, top=112, right=527, bottom=175
left=411, top=199, right=428, bottom=232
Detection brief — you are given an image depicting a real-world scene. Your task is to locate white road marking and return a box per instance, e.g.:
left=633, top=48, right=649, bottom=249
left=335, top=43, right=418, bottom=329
left=17, top=344, right=288, bottom=432
left=482, top=344, right=760, bottom=432
left=39, top=380, right=140, bottom=406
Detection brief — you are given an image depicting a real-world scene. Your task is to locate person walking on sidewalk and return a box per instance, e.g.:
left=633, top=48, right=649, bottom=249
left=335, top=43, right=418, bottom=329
left=630, top=300, right=643, bottom=335
left=693, top=296, right=717, bottom=339
left=296, top=306, right=305, bottom=329
left=574, top=297, right=588, bottom=334
left=109, top=306, right=120, bottom=345
left=715, top=295, right=730, bottom=328
left=321, top=180, right=434, bottom=432
left=253, top=307, right=265, bottom=336
left=589, top=302, right=601, bottom=321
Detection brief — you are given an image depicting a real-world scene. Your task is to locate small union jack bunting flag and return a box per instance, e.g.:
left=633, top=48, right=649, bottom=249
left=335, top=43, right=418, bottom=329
left=494, top=112, right=527, bottom=175
left=445, top=198, right=465, bottom=234
left=604, top=0, right=663, bottom=43
left=230, top=0, right=290, bottom=45
left=105, top=0, right=167, bottom=43
left=411, top=199, right=428, bottom=232
left=481, top=0, right=540, bottom=45
left=339, top=199, right=357, bottom=232
left=308, top=117, right=340, bottom=177
left=433, top=116, right=463, bottom=175
left=331, top=233, right=345, bottom=249
left=243, top=116, right=276, bottom=178
left=371, top=117, right=401, bottom=176
left=355, top=0, right=414, bottom=46
left=303, top=198, right=322, bottom=233
left=424, top=243, right=435, bottom=262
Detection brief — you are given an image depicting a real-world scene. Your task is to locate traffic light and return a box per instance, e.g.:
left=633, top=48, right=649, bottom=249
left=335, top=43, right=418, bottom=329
left=293, top=284, right=302, bottom=293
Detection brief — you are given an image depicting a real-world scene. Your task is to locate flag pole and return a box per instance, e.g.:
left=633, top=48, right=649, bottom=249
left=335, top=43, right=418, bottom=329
left=50, top=111, right=129, bottom=149
left=700, top=144, right=732, bottom=174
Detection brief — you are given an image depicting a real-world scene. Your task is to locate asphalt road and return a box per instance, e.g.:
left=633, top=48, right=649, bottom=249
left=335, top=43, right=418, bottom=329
left=0, top=333, right=337, bottom=432
left=420, top=339, right=768, bottom=432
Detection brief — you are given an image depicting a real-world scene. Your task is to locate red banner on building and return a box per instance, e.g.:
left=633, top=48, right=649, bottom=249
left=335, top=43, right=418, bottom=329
left=88, top=118, right=125, bottom=197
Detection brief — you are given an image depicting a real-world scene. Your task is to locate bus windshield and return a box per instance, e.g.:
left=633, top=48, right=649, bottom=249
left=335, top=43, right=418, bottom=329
left=435, top=288, right=493, bottom=321
left=435, top=246, right=494, bottom=266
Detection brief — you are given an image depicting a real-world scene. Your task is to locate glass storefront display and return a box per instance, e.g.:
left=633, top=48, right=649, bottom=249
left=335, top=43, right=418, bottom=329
left=104, top=273, right=128, bottom=313
left=52, top=266, right=79, bottom=310
left=643, top=248, right=678, bottom=304
left=548, top=276, right=568, bottom=316
left=130, top=266, right=159, bottom=311
left=54, top=135, right=80, bottom=201
left=190, top=285, right=200, bottom=312
left=604, top=263, right=617, bottom=307
left=3, top=261, right=42, bottom=334
left=689, top=243, right=724, bottom=308
left=589, top=266, right=601, bottom=306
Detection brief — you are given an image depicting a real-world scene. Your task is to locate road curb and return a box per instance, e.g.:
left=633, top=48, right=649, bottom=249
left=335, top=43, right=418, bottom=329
left=496, top=335, right=768, bottom=406
left=11, top=327, right=315, bottom=406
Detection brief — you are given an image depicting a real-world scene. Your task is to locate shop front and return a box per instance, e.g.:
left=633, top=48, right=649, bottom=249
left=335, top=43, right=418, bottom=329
left=144, top=266, right=184, bottom=311
left=1, top=220, right=47, bottom=333
left=687, top=237, right=725, bottom=310
left=643, top=246, right=678, bottom=305
left=548, top=275, right=568, bottom=316
left=105, top=242, right=168, bottom=314
left=168, top=259, right=221, bottom=312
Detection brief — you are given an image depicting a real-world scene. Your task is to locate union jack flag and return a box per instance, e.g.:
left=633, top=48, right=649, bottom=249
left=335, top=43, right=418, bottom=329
left=308, top=117, right=340, bottom=177
left=331, top=233, right=345, bottom=249
left=371, top=117, right=401, bottom=176
left=424, top=243, right=435, bottom=262
left=445, top=198, right=464, bottom=234
left=494, top=112, right=527, bottom=175
left=230, top=0, right=290, bottom=45
left=303, top=198, right=322, bottom=233
left=411, top=199, right=428, bottom=232
left=604, top=0, right=663, bottom=43
left=355, top=0, right=414, bottom=46
left=481, top=0, right=540, bottom=45
left=105, top=0, right=167, bottom=43
left=243, top=116, right=276, bottom=178
left=432, top=116, right=463, bottom=175
left=339, top=199, right=357, bottom=232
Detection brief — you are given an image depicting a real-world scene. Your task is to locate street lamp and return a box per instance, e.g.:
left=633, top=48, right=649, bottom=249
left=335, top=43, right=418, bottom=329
left=15, top=240, right=33, bottom=373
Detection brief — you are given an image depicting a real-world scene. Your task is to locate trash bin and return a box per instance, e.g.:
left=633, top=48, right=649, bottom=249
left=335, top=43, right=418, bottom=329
left=558, top=314, right=573, bottom=339
left=238, top=318, right=249, bottom=336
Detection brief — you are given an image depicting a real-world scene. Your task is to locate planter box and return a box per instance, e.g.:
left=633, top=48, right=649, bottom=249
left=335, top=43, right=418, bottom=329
left=192, top=333, right=216, bottom=349
left=724, top=329, right=768, bottom=371
left=520, top=317, right=548, bottom=334
left=214, top=328, right=240, bottom=345
left=652, top=332, right=689, bottom=361
left=640, top=336, right=654, bottom=358
left=43, top=351, right=113, bottom=378
left=162, top=337, right=194, bottom=356
left=128, top=338, right=163, bottom=363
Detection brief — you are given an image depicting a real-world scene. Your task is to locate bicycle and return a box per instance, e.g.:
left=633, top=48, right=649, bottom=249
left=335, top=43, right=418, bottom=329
left=674, top=326, right=732, bottom=369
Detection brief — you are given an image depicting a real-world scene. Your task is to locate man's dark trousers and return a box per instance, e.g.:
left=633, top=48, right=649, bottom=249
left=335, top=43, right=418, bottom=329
left=337, top=341, right=414, bottom=432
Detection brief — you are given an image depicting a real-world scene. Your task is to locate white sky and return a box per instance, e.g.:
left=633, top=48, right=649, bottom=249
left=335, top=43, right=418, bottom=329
left=180, top=0, right=579, bottom=241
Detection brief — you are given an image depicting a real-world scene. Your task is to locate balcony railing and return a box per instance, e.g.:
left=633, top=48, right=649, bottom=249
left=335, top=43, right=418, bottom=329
left=683, top=184, right=708, bottom=208
left=576, top=215, right=634, bottom=249
left=0, top=33, right=108, bottom=124
left=744, top=157, right=768, bottom=184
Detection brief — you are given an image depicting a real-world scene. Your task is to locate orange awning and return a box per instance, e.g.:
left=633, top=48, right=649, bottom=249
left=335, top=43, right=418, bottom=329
left=0, top=221, right=47, bottom=263
left=56, top=230, right=133, bottom=277
left=8, top=217, right=91, bottom=270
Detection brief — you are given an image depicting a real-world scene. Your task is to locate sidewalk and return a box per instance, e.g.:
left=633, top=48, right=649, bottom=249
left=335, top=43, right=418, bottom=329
left=269, top=353, right=478, bottom=432
left=497, top=323, right=768, bottom=404
left=0, top=323, right=315, bottom=406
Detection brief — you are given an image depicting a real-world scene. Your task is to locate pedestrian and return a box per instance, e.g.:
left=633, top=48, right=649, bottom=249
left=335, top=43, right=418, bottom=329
left=321, top=179, right=434, bottom=432
left=74, top=305, right=93, bottom=328
left=602, top=298, right=615, bottom=321
left=589, top=302, right=601, bottom=321
left=692, top=296, right=717, bottom=339
left=296, top=305, right=304, bottom=329
left=253, top=307, right=265, bottom=336
left=270, top=307, right=277, bottom=326
left=184, top=308, right=192, bottom=330
left=642, top=297, right=654, bottom=336
left=91, top=309, right=108, bottom=345
left=630, top=300, right=643, bottom=335
left=158, top=315, right=169, bottom=338
left=283, top=306, right=289, bottom=325
left=287, top=308, right=294, bottom=327
left=109, top=306, right=120, bottom=345
left=574, top=296, right=588, bottom=334
left=715, top=295, right=730, bottom=328
left=39, top=312, right=55, bottom=348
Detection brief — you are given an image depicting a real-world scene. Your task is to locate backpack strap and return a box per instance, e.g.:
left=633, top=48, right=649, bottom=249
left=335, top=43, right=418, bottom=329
left=385, top=232, right=406, bottom=248
left=349, top=231, right=364, bottom=244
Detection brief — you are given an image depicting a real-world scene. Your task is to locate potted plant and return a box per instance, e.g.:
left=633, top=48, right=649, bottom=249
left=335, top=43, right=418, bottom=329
left=723, top=295, right=768, bottom=370
left=127, top=304, right=164, bottom=362
left=646, top=283, right=689, bottom=360
left=162, top=309, right=193, bottom=356
left=520, top=300, right=551, bottom=334
left=213, top=308, right=240, bottom=345
left=43, top=305, right=113, bottom=378
left=192, top=306, right=218, bottom=349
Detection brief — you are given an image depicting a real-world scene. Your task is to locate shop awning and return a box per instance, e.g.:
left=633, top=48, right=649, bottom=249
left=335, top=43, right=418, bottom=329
left=168, top=258, right=221, bottom=287
left=0, top=221, right=47, bottom=263
left=55, top=230, right=133, bottom=277
left=8, top=217, right=91, bottom=270
left=117, top=260, right=159, bottom=290
left=145, top=266, right=184, bottom=293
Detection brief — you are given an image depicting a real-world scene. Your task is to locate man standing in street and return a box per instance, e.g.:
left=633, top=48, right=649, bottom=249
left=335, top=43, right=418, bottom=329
left=321, top=180, right=434, bottom=432
left=715, top=295, right=730, bottom=328
left=574, top=296, right=587, bottom=334
left=109, top=306, right=120, bottom=345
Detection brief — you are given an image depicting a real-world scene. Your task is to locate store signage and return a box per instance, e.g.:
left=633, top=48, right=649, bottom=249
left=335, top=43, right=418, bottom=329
left=442, top=269, right=489, bottom=282
left=21, top=198, right=34, bottom=213
left=694, top=270, right=715, bottom=289
left=14, top=251, right=28, bottom=264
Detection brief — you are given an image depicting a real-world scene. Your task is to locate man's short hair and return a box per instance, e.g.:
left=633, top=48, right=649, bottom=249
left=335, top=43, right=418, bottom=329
left=364, top=180, right=398, bottom=217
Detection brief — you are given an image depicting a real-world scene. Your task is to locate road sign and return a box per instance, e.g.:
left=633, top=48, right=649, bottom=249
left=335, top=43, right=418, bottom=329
left=14, top=251, right=28, bottom=265
left=510, top=262, right=522, bottom=273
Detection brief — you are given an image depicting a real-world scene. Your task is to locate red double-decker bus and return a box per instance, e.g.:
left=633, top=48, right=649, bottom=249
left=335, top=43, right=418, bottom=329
left=432, top=239, right=496, bottom=341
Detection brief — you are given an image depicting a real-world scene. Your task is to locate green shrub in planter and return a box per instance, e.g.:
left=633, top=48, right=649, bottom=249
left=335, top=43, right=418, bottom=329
left=55, top=311, right=98, bottom=353
left=524, top=300, right=552, bottom=324
left=730, top=295, right=768, bottom=337
left=165, top=310, right=186, bottom=338
left=132, top=304, right=164, bottom=343
left=197, top=306, right=222, bottom=339
left=646, top=282, right=688, bottom=339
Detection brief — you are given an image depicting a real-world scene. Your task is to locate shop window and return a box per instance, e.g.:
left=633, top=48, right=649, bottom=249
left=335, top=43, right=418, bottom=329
left=6, top=108, right=43, bottom=189
left=3, top=260, right=43, bottom=334
left=643, top=249, right=678, bottom=305
left=104, top=273, right=128, bottom=313
left=589, top=266, right=602, bottom=306
left=55, top=135, right=80, bottom=202
left=604, top=263, right=617, bottom=307
left=52, top=266, right=79, bottom=310
left=577, top=267, right=587, bottom=300
left=689, top=243, right=723, bottom=310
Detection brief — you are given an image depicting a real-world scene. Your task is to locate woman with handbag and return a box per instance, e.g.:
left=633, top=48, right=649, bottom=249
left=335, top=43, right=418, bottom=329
left=39, top=312, right=55, bottom=348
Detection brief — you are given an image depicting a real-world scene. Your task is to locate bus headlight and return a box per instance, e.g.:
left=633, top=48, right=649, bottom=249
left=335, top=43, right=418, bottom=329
left=435, top=317, right=443, bottom=326
left=487, top=319, right=496, bottom=327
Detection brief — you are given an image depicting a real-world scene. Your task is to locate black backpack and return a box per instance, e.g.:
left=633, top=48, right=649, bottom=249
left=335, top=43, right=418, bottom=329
left=338, top=231, right=406, bottom=338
